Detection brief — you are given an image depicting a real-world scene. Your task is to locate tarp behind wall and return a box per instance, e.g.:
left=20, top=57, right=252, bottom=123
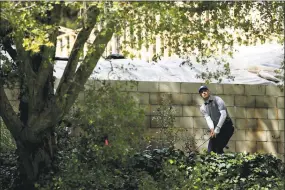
left=54, top=43, right=283, bottom=86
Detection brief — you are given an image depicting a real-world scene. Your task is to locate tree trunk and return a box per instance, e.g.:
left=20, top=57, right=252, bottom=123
left=15, top=128, right=56, bottom=189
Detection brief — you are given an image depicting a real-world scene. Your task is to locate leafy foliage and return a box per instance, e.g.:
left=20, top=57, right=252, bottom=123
left=151, top=94, right=196, bottom=152
left=190, top=152, right=285, bottom=189
left=34, top=82, right=146, bottom=189
left=1, top=2, right=284, bottom=83
left=2, top=147, right=284, bottom=190
left=0, top=151, right=21, bottom=190
left=0, top=119, right=16, bottom=151
left=127, top=149, right=285, bottom=190
left=152, top=95, right=177, bottom=148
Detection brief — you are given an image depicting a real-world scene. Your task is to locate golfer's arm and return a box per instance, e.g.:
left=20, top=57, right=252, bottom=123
left=217, top=110, right=227, bottom=128
left=205, top=116, right=214, bottom=130
left=200, top=106, right=214, bottom=130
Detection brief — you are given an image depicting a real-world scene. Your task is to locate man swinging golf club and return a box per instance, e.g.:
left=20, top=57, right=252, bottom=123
left=199, top=86, right=234, bottom=154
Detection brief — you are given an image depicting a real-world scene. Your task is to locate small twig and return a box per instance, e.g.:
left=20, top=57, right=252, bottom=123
left=17, top=4, right=37, bottom=11
left=107, top=60, right=114, bottom=80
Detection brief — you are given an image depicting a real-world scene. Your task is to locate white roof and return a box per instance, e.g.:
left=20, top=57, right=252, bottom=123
left=54, top=43, right=284, bottom=85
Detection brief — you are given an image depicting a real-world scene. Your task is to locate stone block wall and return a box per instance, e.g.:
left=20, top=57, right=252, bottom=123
left=92, top=80, right=285, bottom=161
left=3, top=80, right=285, bottom=161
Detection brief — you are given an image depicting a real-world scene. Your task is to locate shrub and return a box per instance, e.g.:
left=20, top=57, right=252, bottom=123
left=151, top=94, right=196, bottom=152
left=190, top=152, right=285, bottom=189
left=0, top=119, right=16, bottom=152
left=0, top=151, right=21, bottom=190
left=37, top=81, right=147, bottom=189
left=130, top=149, right=285, bottom=190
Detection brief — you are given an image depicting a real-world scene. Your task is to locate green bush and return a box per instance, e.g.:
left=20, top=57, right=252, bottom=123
left=0, top=151, right=21, bottom=190
left=0, top=118, right=16, bottom=152
left=130, top=149, right=285, bottom=190
left=37, top=81, right=147, bottom=190
left=0, top=120, right=19, bottom=189
left=190, top=152, right=285, bottom=189
left=151, top=94, right=196, bottom=152
left=3, top=145, right=284, bottom=189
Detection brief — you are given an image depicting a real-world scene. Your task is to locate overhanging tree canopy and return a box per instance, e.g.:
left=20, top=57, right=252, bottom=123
left=0, top=1, right=284, bottom=182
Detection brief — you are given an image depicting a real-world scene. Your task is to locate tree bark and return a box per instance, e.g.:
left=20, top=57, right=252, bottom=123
left=16, top=129, right=56, bottom=189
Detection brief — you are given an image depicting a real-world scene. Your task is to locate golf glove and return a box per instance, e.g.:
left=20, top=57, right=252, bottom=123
left=214, top=127, right=221, bottom=135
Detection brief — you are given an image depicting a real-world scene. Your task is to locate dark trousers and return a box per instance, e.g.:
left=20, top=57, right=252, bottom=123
left=208, top=121, right=234, bottom=154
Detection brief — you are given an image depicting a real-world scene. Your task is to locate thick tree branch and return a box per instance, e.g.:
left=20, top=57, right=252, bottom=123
left=0, top=83, right=40, bottom=142
left=14, top=37, right=36, bottom=78
left=27, top=33, right=57, bottom=123
left=0, top=83, right=22, bottom=138
left=35, top=3, right=63, bottom=89
left=55, top=26, right=94, bottom=98
left=56, top=21, right=116, bottom=116
left=27, top=4, right=63, bottom=126
left=26, top=62, right=53, bottom=128
left=56, top=7, right=100, bottom=98
left=27, top=97, right=61, bottom=135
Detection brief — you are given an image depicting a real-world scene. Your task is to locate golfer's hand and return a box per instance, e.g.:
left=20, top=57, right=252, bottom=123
left=213, top=127, right=221, bottom=137
left=210, top=129, right=214, bottom=138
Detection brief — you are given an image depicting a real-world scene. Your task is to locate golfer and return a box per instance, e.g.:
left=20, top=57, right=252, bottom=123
left=199, top=86, right=234, bottom=154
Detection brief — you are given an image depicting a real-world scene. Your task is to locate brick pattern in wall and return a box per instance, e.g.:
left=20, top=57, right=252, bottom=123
left=4, top=80, right=285, bottom=161
left=91, top=80, right=284, bottom=161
